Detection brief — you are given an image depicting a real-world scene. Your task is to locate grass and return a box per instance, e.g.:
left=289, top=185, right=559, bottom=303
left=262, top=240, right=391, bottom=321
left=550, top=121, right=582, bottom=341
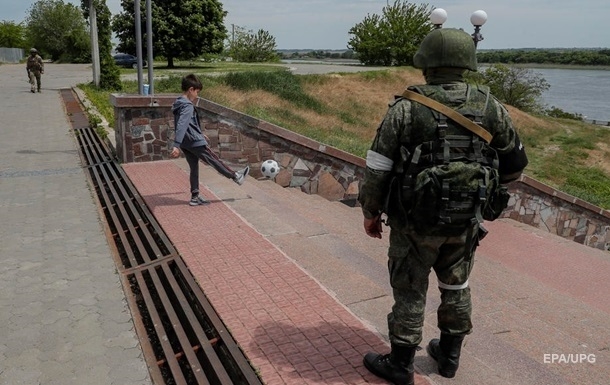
left=78, top=63, right=610, bottom=209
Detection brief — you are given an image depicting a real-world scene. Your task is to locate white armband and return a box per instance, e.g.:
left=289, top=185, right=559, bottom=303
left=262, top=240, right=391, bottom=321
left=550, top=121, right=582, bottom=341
left=366, top=150, right=394, bottom=171
left=438, top=280, right=469, bottom=290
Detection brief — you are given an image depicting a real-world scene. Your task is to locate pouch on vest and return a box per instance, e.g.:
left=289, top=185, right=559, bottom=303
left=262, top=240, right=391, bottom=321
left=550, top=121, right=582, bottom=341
left=409, top=161, right=488, bottom=236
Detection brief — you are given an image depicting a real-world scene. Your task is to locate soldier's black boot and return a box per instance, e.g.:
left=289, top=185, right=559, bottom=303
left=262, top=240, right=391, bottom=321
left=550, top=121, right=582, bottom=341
left=363, top=343, right=416, bottom=385
left=426, top=333, right=465, bottom=378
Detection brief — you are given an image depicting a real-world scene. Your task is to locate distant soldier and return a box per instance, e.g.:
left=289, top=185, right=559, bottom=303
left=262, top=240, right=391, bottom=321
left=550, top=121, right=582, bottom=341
left=26, top=48, right=44, bottom=93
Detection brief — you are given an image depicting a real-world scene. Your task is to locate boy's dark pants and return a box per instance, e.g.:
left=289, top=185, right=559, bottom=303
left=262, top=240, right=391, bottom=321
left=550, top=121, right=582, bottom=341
left=182, top=146, right=235, bottom=194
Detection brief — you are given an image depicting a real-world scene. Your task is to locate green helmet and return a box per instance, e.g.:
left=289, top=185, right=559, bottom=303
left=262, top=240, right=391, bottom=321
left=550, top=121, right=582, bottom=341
left=30, top=48, right=37, bottom=53
left=413, top=28, right=477, bottom=71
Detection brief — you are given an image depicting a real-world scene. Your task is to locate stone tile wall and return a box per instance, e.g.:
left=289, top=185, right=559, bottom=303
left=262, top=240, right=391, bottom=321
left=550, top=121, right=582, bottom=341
left=110, top=94, right=610, bottom=251
left=503, top=175, right=610, bottom=251
left=110, top=94, right=365, bottom=202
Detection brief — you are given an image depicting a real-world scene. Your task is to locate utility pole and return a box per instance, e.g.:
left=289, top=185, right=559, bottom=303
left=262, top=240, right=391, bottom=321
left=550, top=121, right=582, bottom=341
left=146, top=0, right=154, bottom=95
left=89, top=0, right=100, bottom=87
left=134, top=0, right=144, bottom=94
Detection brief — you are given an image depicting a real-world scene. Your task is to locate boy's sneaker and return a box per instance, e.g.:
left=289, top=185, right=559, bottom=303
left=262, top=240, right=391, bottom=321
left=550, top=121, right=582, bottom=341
left=189, top=195, right=210, bottom=206
left=234, top=165, right=250, bottom=185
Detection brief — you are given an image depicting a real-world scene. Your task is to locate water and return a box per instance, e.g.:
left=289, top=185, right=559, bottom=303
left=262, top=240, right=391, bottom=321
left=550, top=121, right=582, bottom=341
left=532, top=67, right=610, bottom=122
left=285, top=61, right=610, bottom=122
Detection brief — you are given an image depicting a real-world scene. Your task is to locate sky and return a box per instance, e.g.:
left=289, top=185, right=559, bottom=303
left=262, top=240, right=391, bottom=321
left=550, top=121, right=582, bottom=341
left=3, top=0, right=609, bottom=50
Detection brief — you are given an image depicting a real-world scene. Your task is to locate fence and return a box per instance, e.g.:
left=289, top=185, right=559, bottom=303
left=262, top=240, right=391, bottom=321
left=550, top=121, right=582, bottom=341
left=0, top=47, right=24, bottom=63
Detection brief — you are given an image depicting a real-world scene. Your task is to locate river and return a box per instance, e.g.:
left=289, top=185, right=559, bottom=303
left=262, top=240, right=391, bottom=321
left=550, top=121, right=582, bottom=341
left=532, top=67, right=610, bottom=122
left=282, top=60, right=609, bottom=122
left=477, top=66, right=610, bottom=122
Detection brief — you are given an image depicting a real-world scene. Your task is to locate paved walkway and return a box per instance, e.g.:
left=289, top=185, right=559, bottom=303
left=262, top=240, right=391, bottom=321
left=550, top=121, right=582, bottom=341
left=0, top=64, right=151, bottom=385
left=1, top=63, right=609, bottom=385
left=123, top=161, right=610, bottom=385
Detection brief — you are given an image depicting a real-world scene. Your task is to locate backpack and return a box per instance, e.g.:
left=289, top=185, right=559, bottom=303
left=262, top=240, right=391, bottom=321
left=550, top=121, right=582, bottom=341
left=386, top=86, right=509, bottom=236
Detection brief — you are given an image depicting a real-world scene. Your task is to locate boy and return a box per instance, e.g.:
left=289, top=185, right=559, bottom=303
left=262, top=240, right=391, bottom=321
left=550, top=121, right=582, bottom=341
left=171, top=74, right=249, bottom=206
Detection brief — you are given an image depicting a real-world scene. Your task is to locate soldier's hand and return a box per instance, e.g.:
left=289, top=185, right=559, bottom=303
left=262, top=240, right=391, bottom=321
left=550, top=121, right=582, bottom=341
left=364, top=215, right=383, bottom=239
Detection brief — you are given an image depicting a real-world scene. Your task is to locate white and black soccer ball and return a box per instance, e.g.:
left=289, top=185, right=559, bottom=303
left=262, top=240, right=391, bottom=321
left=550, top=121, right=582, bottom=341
left=260, top=159, right=280, bottom=178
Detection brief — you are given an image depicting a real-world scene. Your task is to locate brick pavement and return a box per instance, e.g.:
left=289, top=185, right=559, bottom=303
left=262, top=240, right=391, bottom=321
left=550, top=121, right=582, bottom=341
left=126, top=158, right=610, bottom=385
left=123, top=161, right=432, bottom=385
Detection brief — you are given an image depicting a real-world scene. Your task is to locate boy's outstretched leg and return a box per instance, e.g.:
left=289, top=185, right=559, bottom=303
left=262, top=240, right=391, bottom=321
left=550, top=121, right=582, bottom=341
left=233, top=166, right=249, bottom=185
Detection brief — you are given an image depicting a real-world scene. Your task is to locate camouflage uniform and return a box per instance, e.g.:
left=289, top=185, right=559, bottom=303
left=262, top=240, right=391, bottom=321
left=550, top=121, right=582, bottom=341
left=360, top=28, right=528, bottom=383
left=359, top=81, right=517, bottom=345
left=26, top=49, right=44, bottom=93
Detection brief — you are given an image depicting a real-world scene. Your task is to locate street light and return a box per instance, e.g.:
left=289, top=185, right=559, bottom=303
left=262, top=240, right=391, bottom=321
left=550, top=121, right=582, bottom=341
left=430, top=8, right=448, bottom=28
left=428, top=9, right=488, bottom=48
left=470, top=10, right=488, bottom=47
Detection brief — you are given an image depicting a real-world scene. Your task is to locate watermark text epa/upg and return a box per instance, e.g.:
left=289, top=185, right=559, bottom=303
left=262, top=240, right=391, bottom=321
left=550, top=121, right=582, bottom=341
left=543, top=353, right=596, bottom=364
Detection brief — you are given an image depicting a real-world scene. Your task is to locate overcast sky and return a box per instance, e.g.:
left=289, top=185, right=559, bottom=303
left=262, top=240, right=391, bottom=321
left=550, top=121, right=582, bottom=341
left=3, top=0, right=609, bottom=50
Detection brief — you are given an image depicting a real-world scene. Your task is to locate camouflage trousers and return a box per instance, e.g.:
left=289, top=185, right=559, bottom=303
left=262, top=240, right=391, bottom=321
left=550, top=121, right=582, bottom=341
left=386, top=222, right=480, bottom=346
left=29, top=71, right=42, bottom=92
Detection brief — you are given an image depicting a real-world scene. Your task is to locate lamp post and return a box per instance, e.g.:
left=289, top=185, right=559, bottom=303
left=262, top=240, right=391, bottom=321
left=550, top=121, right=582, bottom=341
left=470, top=10, right=488, bottom=48
left=430, top=8, right=447, bottom=29
left=428, top=8, right=488, bottom=48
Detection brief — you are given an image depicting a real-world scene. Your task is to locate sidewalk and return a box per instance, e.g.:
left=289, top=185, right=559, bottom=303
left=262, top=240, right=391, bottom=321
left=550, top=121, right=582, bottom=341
left=0, top=63, right=151, bottom=385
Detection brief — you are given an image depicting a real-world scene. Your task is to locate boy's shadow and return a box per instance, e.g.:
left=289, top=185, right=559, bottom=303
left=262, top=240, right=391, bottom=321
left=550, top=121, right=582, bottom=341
left=143, top=192, right=236, bottom=207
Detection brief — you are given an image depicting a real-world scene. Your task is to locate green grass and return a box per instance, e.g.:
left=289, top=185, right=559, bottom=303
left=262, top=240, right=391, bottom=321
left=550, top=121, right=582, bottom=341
left=220, top=70, right=326, bottom=113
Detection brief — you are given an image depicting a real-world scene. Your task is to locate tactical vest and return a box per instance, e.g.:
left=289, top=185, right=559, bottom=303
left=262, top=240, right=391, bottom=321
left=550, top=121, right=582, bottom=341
left=386, top=84, right=508, bottom=236
left=27, top=55, right=42, bottom=72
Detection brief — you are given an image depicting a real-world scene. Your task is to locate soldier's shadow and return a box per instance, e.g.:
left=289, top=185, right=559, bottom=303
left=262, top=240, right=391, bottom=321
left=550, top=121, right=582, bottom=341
left=246, top=320, right=434, bottom=384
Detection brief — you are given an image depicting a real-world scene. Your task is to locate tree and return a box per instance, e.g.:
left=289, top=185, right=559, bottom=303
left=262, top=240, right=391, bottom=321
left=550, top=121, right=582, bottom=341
left=228, top=26, right=279, bottom=63
left=81, top=0, right=121, bottom=90
left=475, top=64, right=550, bottom=112
left=0, top=21, right=27, bottom=48
left=112, top=0, right=227, bottom=68
left=348, top=1, right=433, bottom=66
left=25, top=0, right=90, bottom=62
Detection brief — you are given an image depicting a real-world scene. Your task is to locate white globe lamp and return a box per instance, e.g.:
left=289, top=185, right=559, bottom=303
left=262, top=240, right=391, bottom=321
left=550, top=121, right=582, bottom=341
left=470, top=10, right=488, bottom=47
left=430, top=8, right=447, bottom=28
left=470, top=10, right=488, bottom=27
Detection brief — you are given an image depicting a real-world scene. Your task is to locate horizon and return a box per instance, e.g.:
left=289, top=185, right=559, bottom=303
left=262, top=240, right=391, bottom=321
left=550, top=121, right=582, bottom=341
left=275, top=47, right=610, bottom=52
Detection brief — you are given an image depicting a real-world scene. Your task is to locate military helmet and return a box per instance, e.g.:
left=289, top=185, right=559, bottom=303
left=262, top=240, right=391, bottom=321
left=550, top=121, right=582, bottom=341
left=30, top=48, right=38, bottom=53
left=413, top=28, right=477, bottom=71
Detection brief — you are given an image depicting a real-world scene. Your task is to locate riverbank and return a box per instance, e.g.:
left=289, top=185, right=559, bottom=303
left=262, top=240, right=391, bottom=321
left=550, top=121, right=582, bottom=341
left=480, top=62, right=610, bottom=71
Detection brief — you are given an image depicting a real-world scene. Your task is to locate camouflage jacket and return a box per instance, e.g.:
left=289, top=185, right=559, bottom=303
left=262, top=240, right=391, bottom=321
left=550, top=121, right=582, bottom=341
left=27, top=55, right=44, bottom=73
left=358, top=82, right=518, bottom=220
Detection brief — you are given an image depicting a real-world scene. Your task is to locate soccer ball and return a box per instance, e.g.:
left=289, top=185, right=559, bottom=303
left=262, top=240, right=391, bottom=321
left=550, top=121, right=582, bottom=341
left=260, top=159, right=280, bottom=178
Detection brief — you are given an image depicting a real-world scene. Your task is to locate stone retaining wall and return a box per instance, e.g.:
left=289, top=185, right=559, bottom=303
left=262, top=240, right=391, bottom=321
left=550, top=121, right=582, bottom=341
left=110, top=94, right=364, bottom=202
left=110, top=94, right=610, bottom=251
left=503, top=175, right=610, bottom=250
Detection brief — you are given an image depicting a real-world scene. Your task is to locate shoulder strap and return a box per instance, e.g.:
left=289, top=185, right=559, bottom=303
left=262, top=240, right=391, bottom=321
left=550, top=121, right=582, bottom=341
left=401, top=89, right=493, bottom=144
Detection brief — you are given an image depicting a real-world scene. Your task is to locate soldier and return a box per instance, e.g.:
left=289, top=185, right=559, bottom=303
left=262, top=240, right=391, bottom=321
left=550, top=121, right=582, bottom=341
left=26, top=48, right=44, bottom=93
left=358, top=28, right=528, bottom=384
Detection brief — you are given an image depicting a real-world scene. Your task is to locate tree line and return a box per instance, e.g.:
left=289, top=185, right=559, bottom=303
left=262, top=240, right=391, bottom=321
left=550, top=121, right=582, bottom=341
left=1, top=0, right=606, bottom=112
left=477, top=49, right=610, bottom=66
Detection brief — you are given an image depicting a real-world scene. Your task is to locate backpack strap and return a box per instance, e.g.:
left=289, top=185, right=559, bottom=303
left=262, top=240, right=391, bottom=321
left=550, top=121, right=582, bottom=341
left=401, top=89, right=493, bottom=144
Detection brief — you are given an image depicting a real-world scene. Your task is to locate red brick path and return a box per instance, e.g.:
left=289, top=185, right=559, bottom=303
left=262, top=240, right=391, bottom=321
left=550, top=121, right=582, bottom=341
left=123, top=161, right=431, bottom=385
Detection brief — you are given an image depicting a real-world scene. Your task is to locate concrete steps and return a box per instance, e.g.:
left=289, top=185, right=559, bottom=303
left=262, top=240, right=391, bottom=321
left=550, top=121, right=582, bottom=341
left=177, top=160, right=610, bottom=385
